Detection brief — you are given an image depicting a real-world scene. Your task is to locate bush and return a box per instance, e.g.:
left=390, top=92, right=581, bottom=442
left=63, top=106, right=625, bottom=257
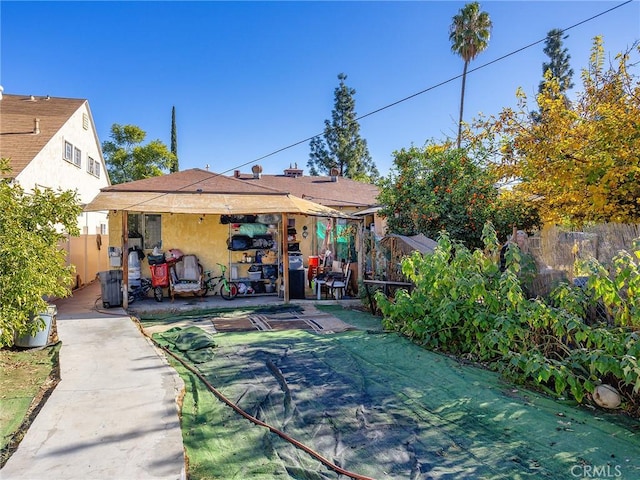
left=0, top=158, right=81, bottom=346
left=376, top=222, right=640, bottom=416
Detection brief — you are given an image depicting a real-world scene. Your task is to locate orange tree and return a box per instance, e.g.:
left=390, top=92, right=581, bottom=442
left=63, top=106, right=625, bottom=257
left=377, top=142, right=540, bottom=248
left=471, top=37, right=640, bottom=226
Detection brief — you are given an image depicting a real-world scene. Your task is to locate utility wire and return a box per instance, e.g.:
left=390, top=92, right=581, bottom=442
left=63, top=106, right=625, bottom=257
left=110, top=0, right=633, bottom=211
left=222, top=0, right=634, bottom=174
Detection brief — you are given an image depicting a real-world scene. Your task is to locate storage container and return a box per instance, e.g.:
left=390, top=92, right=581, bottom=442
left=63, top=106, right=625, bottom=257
left=248, top=271, right=262, bottom=281
left=14, top=312, right=53, bottom=348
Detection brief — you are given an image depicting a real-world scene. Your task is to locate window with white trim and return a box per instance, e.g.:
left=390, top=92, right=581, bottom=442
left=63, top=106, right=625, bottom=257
left=87, top=156, right=101, bottom=178
left=73, top=147, right=81, bottom=167
left=63, top=141, right=73, bottom=161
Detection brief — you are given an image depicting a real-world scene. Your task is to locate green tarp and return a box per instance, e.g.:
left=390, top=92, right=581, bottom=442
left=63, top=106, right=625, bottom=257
left=154, top=325, right=640, bottom=480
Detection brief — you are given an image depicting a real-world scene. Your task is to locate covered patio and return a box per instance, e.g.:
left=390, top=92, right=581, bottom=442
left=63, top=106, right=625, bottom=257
left=84, top=169, right=357, bottom=306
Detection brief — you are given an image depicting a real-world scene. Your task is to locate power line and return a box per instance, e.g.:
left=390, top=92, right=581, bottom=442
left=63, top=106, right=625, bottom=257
left=221, top=0, right=634, bottom=174
left=113, top=0, right=634, bottom=211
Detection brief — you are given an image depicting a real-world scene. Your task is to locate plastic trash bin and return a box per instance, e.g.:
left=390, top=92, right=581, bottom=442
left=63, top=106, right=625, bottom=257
left=99, top=270, right=123, bottom=308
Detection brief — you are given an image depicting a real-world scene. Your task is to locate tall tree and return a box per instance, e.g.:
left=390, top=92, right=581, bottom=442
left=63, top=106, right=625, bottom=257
left=449, top=2, right=492, bottom=149
left=307, top=73, right=379, bottom=182
left=170, top=106, right=179, bottom=173
left=102, top=124, right=176, bottom=184
left=539, top=28, right=574, bottom=95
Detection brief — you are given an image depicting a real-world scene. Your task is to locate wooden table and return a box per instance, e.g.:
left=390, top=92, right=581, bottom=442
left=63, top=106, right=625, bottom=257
left=363, top=280, right=413, bottom=314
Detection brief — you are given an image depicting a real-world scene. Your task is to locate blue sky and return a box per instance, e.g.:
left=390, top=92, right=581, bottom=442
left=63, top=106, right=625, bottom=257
left=2, top=1, right=638, bottom=178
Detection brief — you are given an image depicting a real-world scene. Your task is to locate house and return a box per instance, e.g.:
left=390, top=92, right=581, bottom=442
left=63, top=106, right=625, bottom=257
left=0, top=92, right=111, bottom=287
left=230, top=164, right=383, bottom=260
left=84, top=168, right=355, bottom=303
left=229, top=165, right=384, bottom=293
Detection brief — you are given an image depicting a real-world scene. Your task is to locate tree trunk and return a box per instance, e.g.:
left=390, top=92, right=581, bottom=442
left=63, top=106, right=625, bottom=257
left=457, top=60, right=469, bottom=149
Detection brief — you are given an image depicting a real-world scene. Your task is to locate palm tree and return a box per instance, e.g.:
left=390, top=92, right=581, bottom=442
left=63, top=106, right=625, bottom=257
left=449, top=2, right=492, bottom=148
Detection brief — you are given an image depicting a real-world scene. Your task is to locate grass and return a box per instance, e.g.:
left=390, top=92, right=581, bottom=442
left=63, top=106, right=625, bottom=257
left=0, top=343, right=60, bottom=468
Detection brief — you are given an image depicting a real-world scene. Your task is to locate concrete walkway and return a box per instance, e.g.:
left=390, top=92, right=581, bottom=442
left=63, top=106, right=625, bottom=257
left=2, top=282, right=186, bottom=480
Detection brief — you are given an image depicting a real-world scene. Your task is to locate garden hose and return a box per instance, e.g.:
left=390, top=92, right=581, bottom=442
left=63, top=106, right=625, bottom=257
left=146, top=332, right=376, bottom=480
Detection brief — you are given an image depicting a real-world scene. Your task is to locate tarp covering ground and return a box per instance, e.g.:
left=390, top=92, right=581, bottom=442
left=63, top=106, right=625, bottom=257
left=154, top=323, right=640, bottom=480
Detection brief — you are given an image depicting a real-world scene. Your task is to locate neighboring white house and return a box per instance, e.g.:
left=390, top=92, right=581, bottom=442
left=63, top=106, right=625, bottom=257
left=0, top=92, right=111, bottom=287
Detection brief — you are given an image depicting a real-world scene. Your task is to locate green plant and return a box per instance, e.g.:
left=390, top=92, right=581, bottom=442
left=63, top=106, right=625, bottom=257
left=0, top=159, right=81, bottom=346
left=574, top=240, right=640, bottom=328
left=376, top=221, right=640, bottom=416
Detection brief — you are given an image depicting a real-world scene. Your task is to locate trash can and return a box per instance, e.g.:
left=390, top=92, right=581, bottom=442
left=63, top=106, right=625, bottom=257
left=289, top=269, right=305, bottom=299
left=99, top=270, right=123, bottom=308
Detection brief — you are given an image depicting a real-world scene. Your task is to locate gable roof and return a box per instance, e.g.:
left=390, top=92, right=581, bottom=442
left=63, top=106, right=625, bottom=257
left=230, top=170, right=380, bottom=209
left=0, top=93, right=86, bottom=178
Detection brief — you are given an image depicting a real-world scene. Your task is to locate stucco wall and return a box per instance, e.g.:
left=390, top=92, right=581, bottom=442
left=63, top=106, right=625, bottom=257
left=15, top=101, right=111, bottom=289
left=109, top=212, right=238, bottom=275
left=67, top=234, right=110, bottom=287
left=108, top=211, right=363, bottom=291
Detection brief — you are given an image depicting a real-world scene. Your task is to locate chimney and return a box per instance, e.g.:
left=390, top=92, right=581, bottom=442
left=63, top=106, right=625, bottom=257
left=234, top=169, right=240, bottom=178
left=33, top=118, right=40, bottom=135
left=283, top=162, right=303, bottom=177
left=251, top=164, right=263, bottom=179
left=330, top=167, right=340, bottom=182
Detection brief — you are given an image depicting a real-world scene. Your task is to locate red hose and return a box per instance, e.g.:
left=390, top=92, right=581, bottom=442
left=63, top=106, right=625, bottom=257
left=150, top=336, right=376, bottom=480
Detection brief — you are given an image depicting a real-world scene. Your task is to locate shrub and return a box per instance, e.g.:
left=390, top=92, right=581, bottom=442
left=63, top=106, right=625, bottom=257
left=376, top=222, right=640, bottom=416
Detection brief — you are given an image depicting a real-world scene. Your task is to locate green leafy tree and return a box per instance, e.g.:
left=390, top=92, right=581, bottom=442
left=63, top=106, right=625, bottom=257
left=377, top=143, right=540, bottom=248
left=170, top=106, right=179, bottom=173
left=0, top=158, right=82, bottom=346
left=308, top=73, right=379, bottom=182
left=102, top=124, right=176, bottom=184
left=539, top=28, right=574, bottom=95
left=449, top=1, right=492, bottom=149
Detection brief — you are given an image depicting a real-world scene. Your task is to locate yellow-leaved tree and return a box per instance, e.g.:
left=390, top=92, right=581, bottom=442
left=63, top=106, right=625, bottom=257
left=471, top=37, right=640, bottom=226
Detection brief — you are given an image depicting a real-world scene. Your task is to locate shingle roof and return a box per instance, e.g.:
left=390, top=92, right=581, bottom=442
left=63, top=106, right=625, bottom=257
left=103, top=168, right=286, bottom=195
left=0, top=93, right=86, bottom=178
left=230, top=171, right=380, bottom=208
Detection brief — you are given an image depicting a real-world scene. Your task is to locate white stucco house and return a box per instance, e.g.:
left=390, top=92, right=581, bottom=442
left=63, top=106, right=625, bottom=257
left=0, top=91, right=111, bottom=286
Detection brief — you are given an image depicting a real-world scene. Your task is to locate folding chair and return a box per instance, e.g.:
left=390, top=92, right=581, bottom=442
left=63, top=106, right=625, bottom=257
left=327, top=262, right=351, bottom=299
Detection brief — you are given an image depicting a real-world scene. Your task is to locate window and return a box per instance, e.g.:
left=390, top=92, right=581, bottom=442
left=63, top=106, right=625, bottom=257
left=87, top=156, right=101, bottom=178
left=128, top=213, right=162, bottom=250
left=64, top=141, right=73, bottom=161
left=73, top=147, right=81, bottom=167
